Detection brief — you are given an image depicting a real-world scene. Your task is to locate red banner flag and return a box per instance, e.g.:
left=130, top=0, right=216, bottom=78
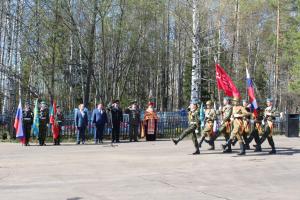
left=216, top=63, right=240, bottom=98
left=50, top=101, right=60, bottom=139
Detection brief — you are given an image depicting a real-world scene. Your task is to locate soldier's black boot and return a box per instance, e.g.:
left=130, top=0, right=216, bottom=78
left=208, top=141, right=215, bottom=150
left=193, top=146, right=200, bottom=155
left=268, top=137, right=276, bottom=154
left=232, top=138, right=238, bottom=146
left=222, top=139, right=233, bottom=153
left=237, top=143, right=246, bottom=155
left=172, top=138, right=179, bottom=145
left=243, top=135, right=250, bottom=150
left=254, top=144, right=262, bottom=152
left=198, top=136, right=206, bottom=148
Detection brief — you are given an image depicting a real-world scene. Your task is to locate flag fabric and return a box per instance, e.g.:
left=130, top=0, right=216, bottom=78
left=50, top=101, right=59, bottom=139
left=32, top=99, right=40, bottom=136
left=199, top=103, right=205, bottom=128
left=216, top=63, right=240, bottom=98
left=246, top=68, right=258, bottom=117
left=14, top=100, right=24, bottom=143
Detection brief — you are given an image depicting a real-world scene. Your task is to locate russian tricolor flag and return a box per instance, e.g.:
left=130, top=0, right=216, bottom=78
left=246, top=68, right=258, bottom=117
left=14, top=100, right=24, bottom=143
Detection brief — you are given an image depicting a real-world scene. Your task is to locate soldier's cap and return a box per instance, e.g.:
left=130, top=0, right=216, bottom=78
left=40, top=101, right=47, bottom=105
left=223, top=97, right=231, bottom=101
left=242, top=99, right=248, bottom=103
left=113, top=99, right=120, bottom=104
left=25, top=101, right=30, bottom=106
left=190, top=99, right=199, bottom=105
left=206, top=100, right=212, bottom=105
left=56, top=105, right=60, bottom=108
left=232, top=96, right=240, bottom=102
left=266, top=98, right=273, bottom=102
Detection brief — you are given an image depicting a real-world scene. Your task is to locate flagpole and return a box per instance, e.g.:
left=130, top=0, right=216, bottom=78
left=214, top=57, right=222, bottom=109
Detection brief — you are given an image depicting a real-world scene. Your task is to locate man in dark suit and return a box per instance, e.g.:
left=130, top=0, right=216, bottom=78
left=92, top=103, right=108, bottom=144
left=75, top=104, right=88, bottom=144
left=108, top=100, right=123, bottom=143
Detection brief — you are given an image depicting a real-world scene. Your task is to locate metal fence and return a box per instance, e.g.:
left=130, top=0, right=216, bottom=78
left=0, top=111, right=297, bottom=141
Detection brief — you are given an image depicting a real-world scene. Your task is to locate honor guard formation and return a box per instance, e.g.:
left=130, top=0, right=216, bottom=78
left=172, top=97, right=279, bottom=156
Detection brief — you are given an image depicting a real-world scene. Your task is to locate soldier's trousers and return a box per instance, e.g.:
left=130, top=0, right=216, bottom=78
left=213, top=122, right=231, bottom=142
left=260, top=123, right=276, bottom=150
left=129, top=125, right=139, bottom=141
left=246, top=128, right=260, bottom=145
left=201, top=122, right=213, bottom=138
left=24, top=126, right=31, bottom=145
left=112, top=123, right=120, bottom=142
left=177, top=124, right=199, bottom=151
left=230, top=119, right=244, bottom=144
left=38, top=126, right=47, bottom=146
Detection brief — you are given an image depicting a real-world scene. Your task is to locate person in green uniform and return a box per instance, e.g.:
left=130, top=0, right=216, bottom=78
left=171, top=100, right=200, bottom=155
left=125, top=101, right=141, bottom=142
left=255, top=98, right=279, bottom=154
left=198, top=100, right=217, bottom=150
left=222, top=97, right=251, bottom=155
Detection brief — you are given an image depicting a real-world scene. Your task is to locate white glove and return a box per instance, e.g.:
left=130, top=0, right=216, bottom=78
left=195, top=129, right=199, bottom=134
left=61, top=126, right=65, bottom=131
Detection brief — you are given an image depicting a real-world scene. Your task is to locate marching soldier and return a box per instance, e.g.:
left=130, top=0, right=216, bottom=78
left=125, top=101, right=140, bottom=142
left=206, top=97, right=233, bottom=152
left=22, top=101, right=34, bottom=146
left=54, top=105, right=64, bottom=145
left=245, top=106, right=264, bottom=152
left=234, top=99, right=252, bottom=149
left=254, top=98, right=279, bottom=154
left=172, top=100, right=200, bottom=155
left=39, top=101, right=49, bottom=146
left=198, top=100, right=216, bottom=150
left=222, top=97, right=251, bottom=155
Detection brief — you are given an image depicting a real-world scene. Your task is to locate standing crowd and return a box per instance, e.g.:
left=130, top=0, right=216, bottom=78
left=21, top=100, right=159, bottom=146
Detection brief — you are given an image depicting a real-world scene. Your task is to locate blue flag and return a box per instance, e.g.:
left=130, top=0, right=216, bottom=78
left=32, top=99, right=39, bottom=136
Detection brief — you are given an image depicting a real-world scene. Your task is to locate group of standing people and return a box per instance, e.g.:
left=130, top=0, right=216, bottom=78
left=73, top=99, right=159, bottom=144
left=21, top=99, right=160, bottom=146
left=172, top=97, right=279, bottom=155
left=22, top=101, right=64, bottom=146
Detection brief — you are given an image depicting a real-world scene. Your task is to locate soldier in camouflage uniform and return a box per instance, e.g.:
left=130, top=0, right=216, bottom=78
left=255, top=98, right=278, bottom=154
left=125, top=101, right=141, bottom=142
left=198, top=100, right=217, bottom=150
left=22, top=101, right=34, bottom=146
left=39, top=101, right=49, bottom=146
left=222, top=97, right=251, bottom=155
left=172, top=100, right=200, bottom=155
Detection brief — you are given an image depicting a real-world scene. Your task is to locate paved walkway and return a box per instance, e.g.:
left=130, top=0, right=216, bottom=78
left=0, top=135, right=299, bottom=200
